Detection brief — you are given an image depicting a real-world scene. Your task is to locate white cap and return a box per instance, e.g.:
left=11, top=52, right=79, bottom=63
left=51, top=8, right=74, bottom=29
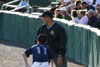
left=87, top=9, right=94, bottom=15
left=60, top=7, right=67, bottom=11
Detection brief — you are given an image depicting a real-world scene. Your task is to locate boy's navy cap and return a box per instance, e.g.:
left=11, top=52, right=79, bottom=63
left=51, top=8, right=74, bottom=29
left=40, top=11, right=53, bottom=18
left=37, top=34, right=47, bottom=43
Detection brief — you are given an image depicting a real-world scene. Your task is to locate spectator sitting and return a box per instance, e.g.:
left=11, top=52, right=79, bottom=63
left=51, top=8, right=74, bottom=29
left=54, top=8, right=63, bottom=18
left=17, top=0, right=28, bottom=7
left=73, top=0, right=81, bottom=10
left=55, top=7, right=72, bottom=20
left=60, top=0, right=72, bottom=7
left=10, top=0, right=29, bottom=12
left=78, top=10, right=88, bottom=25
left=72, top=10, right=80, bottom=23
left=95, top=6, right=100, bottom=18
left=93, top=14, right=100, bottom=29
left=81, top=1, right=95, bottom=11
left=0, top=0, right=5, bottom=9
left=87, top=9, right=98, bottom=27
left=93, top=0, right=100, bottom=9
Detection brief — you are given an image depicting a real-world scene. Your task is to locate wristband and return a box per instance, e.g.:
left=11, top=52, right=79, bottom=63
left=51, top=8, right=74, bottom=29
left=26, top=65, right=29, bottom=67
left=58, top=55, right=62, bottom=57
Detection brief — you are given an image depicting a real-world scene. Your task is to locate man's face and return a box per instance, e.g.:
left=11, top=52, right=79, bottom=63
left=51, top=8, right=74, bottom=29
left=42, top=16, right=49, bottom=25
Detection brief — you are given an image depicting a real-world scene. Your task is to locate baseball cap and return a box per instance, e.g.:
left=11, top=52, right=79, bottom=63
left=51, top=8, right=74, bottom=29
left=60, top=7, right=67, bottom=11
left=37, top=34, right=47, bottom=44
left=40, top=11, right=53, bottom=19
left=87, top=9, right=94, bottom=15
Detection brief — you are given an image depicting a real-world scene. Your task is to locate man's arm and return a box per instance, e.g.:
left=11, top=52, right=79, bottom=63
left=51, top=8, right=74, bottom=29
left=58, top=27, right=67, bottom=56
left=50, top=60, right=53, bottom=67
left=57, top=26, right=67, bottom=65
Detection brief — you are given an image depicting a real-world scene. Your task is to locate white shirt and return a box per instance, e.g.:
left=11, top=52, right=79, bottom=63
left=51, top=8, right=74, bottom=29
left=72, top=17, right=80, bottom=24
left=83, top=0, right=93, bottom=5
left=95, top=0, right=100, bottom=6
left=64, top=0, right=71, bottom=3
left=79, top=16, right=88, bottom=25
left=92, top=0, right=100, bottom=8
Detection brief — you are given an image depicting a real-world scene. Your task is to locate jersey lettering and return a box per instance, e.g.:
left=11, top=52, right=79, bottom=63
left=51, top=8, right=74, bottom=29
left=36, top=47, right=47, bottom=55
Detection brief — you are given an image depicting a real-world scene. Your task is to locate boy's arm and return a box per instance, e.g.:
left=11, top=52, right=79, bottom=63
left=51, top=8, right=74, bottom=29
left=50, top=60, right=53, bottom=67
left=22, top=53, right=30, bottom=67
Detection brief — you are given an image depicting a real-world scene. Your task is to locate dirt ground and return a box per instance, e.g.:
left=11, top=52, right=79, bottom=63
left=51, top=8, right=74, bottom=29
left=0, top=38, right=85, bottom=67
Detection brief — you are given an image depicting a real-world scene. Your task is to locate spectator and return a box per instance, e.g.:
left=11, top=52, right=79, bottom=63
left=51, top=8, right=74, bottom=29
left=55, top=5, right=73, bottom=20
left=60, top=7, right=72, bottom=20
left=17, top=0, right=28, bottom=7
left=78, top=10, right=88, bottom=25
left=22, top=34, right=54, bottom=67
left=0, top=0, right=5, bottom=9
left=87, top=9, right=98, bottom=27
left=61, top=0, right=72, bottom=7
left=83, top=0, right=94, bottom=5
left=73, top=0, right=81, bottom=10
left=54, top=8, right=63, bottom=18
left=94, top=0, right=100, bottom=8
left=95, top=6, right=100, bottom=17
left=37, top=11, right=67, bottom=67
left=72, top=10, right=80, bottom=23
left=10, top=0, right=29, bottom=12
left=93, top=14, right=100, bottom=29
left=81, top=1, right=92, bottom=10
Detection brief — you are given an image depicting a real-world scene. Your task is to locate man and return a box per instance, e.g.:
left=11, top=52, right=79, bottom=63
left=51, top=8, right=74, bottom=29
left=81, top=2, right=89, bottom=10
left=10, top=0, right=29, bottom=12
left=73, top=0, right=81, bottom=10
left=95, top=6, right=100, bottom=17
left=22, top=34, right=54, bottom=67
left=87, top=9, right=97, bottom=27
left=37, top=11, right=67, bottom=67
left=0, top=0, right=5, bottom=8
left=93, top=0, right=100, bottom=9
left=93, top=14, right=100, bottom=29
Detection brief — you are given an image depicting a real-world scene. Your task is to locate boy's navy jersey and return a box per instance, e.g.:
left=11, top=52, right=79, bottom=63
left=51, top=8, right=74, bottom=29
left=25, top=44, right=54, bottom=63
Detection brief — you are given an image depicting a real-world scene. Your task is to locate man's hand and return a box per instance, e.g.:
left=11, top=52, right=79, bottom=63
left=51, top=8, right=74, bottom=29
left=57, top=56, right=63, bottom=65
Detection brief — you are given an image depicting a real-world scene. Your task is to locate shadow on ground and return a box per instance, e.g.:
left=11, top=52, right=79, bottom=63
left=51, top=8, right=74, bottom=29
left=0, top=38, right=32, bottom=49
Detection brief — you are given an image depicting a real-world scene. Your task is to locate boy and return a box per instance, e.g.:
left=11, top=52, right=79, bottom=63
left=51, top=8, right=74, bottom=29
left=22, top=34, right=54, bottom=67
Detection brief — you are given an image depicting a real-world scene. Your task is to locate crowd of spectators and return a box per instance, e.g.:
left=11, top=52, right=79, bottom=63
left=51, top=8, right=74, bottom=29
left=0, top=0, right=30, bottom=12
left=50, top=0, right=100, bottom=29
left=1, top=0, right=100, bottom=29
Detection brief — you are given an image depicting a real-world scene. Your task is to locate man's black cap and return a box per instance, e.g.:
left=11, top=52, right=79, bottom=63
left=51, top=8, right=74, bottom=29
left=41, top=11, right=53, bottom=19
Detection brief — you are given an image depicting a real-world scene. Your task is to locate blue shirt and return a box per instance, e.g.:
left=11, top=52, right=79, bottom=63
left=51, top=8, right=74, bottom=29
left=18, top=1, right=28, bottom=7
left=25, top=44, right=54, bottom=63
